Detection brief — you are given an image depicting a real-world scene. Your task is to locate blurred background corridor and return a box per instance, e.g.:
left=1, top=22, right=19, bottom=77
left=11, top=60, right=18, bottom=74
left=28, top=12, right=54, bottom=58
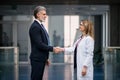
left=0, top=1, right=120, bottom=80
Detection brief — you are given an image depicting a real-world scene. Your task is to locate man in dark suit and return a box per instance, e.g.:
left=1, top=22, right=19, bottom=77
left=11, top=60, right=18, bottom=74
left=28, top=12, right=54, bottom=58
left=29, top=6, right=60, bottom=80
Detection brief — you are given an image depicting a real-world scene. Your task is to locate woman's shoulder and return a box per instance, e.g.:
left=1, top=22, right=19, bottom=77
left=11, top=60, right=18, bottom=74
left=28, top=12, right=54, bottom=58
left=85, top=35, right=94, bottom=41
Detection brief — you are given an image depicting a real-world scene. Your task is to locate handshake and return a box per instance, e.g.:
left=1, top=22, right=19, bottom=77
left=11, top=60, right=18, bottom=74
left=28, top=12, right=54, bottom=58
left=53, top=47, right=64, bottom=53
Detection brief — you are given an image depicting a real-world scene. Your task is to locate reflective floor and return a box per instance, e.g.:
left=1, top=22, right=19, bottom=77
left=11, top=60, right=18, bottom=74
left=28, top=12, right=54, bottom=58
left=0, top=63, right=104, bottom=80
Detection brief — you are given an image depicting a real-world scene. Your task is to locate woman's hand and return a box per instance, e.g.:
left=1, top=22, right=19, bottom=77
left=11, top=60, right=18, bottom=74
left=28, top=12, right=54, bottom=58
left=81, top=66, right=87, bottom=76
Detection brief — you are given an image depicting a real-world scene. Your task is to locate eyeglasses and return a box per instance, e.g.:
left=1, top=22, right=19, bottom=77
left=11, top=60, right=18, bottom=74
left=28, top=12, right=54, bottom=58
left=80, top=23, right=84, bottom=26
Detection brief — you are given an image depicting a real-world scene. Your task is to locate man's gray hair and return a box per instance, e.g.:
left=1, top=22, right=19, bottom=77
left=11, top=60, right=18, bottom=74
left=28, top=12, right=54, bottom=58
left=34, top=6, right=46, bottom=18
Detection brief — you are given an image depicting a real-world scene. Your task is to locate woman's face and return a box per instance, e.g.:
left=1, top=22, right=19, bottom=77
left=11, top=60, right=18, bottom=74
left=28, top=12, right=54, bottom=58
left=79, top=22, right=85, bottom=32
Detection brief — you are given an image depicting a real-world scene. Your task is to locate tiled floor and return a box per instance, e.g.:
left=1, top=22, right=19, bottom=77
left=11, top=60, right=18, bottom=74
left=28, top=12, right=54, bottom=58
left=0, top=63, right=104, bottom=80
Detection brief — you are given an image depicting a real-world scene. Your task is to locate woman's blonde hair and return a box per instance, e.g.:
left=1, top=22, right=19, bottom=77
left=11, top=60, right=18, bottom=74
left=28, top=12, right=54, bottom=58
left=80, top=19, right=94, bottom=39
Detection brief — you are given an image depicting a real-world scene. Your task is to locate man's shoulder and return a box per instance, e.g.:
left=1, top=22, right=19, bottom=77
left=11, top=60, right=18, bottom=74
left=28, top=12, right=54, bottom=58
left=32, top=20, right=38, bottom=25
left=30, top=21, right=40, bottom=28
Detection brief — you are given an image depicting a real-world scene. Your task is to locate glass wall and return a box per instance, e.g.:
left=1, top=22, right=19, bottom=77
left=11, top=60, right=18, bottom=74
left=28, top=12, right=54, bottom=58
left=0, top=47, right=19, bottom=80
left=103, top=47, right=120, bottom=80
left=0, top=5, right=110, bottom=80
left=0, top=15, right=32, bottom=63
left=0, top=5, right=109, bottom=64
left=0, top=22, right=13, bottom=46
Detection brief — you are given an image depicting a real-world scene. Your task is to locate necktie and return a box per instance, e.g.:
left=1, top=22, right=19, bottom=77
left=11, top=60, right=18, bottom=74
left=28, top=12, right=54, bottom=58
left=41, top=24, right=50, bottom=46
left=74, top=37, right=82, bottom=69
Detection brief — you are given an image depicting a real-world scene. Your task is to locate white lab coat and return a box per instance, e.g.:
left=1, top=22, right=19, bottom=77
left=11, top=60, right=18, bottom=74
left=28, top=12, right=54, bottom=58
left=65, top=35, right=94, bottom=80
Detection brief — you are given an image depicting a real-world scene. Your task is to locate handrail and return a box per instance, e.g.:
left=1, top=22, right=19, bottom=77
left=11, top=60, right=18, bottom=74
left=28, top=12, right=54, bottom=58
left=0, top=47, right=19, bottom=64
left=105, top=47, right=120, bottom=49
left=104, top=47, right=120, bottom=52
left=0, top=47, right=18, bottom=49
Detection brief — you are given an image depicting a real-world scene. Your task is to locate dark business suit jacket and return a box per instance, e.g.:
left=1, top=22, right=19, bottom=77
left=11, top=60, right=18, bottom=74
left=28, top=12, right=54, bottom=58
left=29, top=20, right=53, bottom=62
left=29, top=20, right=53, bottom=80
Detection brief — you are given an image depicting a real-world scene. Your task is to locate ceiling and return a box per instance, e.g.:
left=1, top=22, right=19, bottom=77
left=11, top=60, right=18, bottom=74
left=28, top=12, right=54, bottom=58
left=0, top=0, right=120, bottom=5
left=1, top=0, right=119, bottom=16
left=46, top=5, right=109, bottom=15
left=0, top=5, right=109, bottom=16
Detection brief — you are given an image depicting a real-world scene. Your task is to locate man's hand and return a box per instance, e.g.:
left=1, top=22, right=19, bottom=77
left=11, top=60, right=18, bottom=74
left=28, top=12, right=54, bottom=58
left=53, top=47, right=64, bottom=53
left=46, top=59, right=50, bottom=66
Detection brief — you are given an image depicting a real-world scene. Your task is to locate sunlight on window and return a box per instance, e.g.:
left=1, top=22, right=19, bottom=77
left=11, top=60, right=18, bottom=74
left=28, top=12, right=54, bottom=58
left=64, top=15, right=79, bottom=46
left=64, top=15, right=79, bottom=63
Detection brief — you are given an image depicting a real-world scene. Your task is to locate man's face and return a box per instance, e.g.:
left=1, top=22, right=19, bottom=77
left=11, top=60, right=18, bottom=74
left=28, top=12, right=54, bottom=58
left=37, top=10, right=47, bottom=22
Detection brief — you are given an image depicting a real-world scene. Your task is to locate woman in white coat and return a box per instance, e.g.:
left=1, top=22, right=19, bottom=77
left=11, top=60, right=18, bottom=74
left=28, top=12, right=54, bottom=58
left=62, top=20, right=94, bottom=80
